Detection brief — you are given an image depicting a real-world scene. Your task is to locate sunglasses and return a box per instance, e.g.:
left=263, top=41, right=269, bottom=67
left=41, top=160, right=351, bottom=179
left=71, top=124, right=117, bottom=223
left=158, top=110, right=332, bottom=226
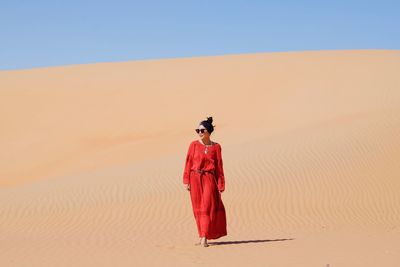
left=195, top=128, right=207, bottom=134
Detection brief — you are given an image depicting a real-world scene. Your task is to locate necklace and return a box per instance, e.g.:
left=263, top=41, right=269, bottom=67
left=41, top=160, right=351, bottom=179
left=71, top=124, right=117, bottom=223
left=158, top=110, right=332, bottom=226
left=204, top=141, right=212, bottom=154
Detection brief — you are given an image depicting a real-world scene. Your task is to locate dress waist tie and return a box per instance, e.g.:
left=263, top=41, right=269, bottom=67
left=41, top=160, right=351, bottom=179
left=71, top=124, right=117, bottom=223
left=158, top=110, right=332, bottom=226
left=191, top=169, right=217, bottom=194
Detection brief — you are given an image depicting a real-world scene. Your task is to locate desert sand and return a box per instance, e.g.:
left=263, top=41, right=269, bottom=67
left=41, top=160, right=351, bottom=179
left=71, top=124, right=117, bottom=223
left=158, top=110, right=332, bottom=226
left=1, top=50, right=400, bottom=266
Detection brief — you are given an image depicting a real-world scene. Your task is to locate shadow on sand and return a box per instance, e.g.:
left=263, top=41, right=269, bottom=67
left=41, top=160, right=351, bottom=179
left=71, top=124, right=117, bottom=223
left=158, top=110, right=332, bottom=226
left=208, top=238, right=294, bottom=246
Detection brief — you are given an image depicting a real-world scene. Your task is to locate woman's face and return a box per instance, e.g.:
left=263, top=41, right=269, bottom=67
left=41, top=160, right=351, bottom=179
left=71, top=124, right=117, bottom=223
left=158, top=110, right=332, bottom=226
left=196, top=124, right=210, bottom=140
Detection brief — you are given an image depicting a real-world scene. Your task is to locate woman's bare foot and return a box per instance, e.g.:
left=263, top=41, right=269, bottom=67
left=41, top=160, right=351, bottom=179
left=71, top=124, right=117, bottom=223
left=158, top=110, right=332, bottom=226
left=200, top=237, right=209, bottom=247
left=194, top=238, right=202, bottom=246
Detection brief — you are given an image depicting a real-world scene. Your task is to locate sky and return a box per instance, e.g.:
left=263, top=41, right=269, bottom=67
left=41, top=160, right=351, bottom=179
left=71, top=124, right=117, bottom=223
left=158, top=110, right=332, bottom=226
left=1, top=0, right=399, bottom=70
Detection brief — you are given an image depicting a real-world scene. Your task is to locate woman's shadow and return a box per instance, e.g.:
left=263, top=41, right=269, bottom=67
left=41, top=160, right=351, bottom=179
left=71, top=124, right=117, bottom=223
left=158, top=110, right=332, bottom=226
left=208, top=238, right=294, bottom=246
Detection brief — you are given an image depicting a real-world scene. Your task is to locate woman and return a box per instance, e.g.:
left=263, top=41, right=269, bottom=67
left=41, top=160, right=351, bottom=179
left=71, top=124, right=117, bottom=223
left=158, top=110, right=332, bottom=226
left=183, top=117, right=227, bottom=247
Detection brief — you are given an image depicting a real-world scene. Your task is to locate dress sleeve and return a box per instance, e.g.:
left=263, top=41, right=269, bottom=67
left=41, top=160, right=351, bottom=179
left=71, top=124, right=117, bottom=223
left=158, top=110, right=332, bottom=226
left=183, top=142, right=194, bottom=184
left=215, top=144, right=225, bottom=192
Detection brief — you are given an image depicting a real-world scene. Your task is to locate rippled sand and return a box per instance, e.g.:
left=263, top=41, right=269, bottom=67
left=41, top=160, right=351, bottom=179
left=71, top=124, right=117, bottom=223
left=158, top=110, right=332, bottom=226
left=1, top=50, right=400, bottom=266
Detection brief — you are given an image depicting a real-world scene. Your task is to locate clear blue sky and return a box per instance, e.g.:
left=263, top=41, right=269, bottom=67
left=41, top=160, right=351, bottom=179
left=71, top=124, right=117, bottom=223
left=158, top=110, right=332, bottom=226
left=1, top=0, right=399, bottom=70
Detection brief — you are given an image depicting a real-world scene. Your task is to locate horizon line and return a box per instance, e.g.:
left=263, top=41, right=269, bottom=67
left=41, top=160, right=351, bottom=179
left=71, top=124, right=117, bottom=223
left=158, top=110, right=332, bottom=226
left=1, top=48, right=399, bottom=73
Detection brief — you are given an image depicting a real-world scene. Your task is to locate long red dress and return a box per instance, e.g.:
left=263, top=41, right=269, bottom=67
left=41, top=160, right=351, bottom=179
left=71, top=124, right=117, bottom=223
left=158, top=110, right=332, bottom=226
left=183, top=140, right=227, bottom=240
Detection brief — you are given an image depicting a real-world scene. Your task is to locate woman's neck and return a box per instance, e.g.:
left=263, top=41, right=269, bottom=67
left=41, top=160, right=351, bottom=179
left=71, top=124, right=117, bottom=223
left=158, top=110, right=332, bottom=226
left=200, top=138, right=212, bottom=145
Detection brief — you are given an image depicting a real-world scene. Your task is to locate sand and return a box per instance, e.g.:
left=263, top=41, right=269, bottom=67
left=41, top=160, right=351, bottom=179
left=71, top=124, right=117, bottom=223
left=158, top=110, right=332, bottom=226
left=1, top=50, right=399, bottom=266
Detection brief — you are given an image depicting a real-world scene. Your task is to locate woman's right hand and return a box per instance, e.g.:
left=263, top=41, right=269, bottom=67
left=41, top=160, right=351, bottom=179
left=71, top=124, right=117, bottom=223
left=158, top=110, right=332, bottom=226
left=184, top=183, right=190, bottom=191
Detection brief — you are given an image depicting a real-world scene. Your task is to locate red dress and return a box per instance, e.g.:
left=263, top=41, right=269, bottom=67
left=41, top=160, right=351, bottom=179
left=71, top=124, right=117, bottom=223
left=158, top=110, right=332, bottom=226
left=183, top=140, right=227, bottom=239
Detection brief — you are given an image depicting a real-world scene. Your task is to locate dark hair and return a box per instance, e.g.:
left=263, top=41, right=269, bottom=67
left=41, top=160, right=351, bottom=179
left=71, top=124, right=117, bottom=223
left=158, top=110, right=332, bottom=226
left=200, top=117, right=215, bottom=134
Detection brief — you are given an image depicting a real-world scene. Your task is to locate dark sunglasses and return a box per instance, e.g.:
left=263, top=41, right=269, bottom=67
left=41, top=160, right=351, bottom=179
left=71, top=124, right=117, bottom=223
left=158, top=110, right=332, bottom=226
left=195, top=128, right=207, bottom=134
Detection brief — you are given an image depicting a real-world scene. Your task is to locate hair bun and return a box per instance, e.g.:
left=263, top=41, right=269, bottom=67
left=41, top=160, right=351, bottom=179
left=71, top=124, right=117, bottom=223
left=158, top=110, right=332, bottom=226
left=207, top=117, right=213, bottom=124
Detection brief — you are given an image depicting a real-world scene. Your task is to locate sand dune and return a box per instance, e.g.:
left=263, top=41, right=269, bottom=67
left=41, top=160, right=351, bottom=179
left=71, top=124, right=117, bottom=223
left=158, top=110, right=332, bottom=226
left=1, top=50, right=400, bottom=266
